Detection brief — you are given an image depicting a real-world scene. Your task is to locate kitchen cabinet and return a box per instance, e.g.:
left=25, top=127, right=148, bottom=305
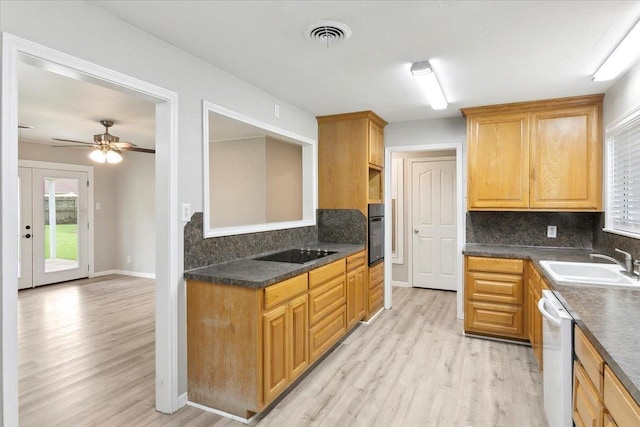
left=526, top=261, right=543, bottom=370
left=573, top=326, right=640, bottom=427
left=464, top=256, right=526, bottom=340
left=366, top=261, right=384, bottom=321
left=308, top=259, right=347, bottom=362
left=462, top=94, right=603, bottom=211
left=317, top=111, right=387, bottom=214
left=346, top=251, right=366, bottom=329
left=187, top=256, right=365, bottom=419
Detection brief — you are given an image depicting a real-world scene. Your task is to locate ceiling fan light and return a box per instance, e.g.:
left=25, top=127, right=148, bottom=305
left=106, top=149, right=123, bottom=164
left=90, top=148, right=106, bottom=163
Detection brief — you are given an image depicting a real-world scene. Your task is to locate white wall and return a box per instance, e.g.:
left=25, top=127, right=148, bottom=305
left=1, top=0, right=318, bottom=398
left=385, top=116, right=466, bottom=148
left=265, top=137, right=302, bottom=222
left=603, top=60, right=640, bottom=126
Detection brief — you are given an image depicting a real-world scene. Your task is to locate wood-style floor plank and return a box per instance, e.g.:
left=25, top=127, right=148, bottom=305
left=19, top=278, right=546, bottom=426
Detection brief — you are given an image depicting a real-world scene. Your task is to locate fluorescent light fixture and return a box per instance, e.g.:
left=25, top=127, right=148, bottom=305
left=410, top=61, right=448, bottom=110
left=593, top=19, right=640, bottom=81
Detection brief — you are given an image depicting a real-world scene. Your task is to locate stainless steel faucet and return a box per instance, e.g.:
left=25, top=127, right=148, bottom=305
left=590, top=248, right=636, bottom=277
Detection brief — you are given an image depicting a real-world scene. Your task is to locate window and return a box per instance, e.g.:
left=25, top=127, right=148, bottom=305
left=606, top=108, right=640, bottom=238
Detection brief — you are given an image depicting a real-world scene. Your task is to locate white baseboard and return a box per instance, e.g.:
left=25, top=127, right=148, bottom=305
left=361, top=307, right=384, bottom=325
left=391, top=280, right=411, bottom=288
left=178, top=393, right=188, bottom=408
left=186, top=400, right=257, bottom=424
left=93, top=269, right=156, bottom=279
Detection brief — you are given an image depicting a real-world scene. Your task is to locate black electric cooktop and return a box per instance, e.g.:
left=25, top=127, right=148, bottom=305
left=254, top=249, right=337, bottom=264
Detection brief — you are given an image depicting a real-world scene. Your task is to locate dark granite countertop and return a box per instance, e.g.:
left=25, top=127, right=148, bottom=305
left=184, top=242, right=365, bottom=288
left=463, top=244, right=640, bottom=406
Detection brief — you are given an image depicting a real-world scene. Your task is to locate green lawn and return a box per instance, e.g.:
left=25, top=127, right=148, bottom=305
left=44, top=224, right=78, bottom=260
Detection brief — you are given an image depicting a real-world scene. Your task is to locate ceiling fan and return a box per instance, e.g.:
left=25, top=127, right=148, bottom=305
left=52, top=120, right=155, bottom=164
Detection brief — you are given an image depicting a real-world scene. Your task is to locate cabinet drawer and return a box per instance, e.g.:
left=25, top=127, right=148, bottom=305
left=264, top=274, right=308, bottom=310
left=467, top=256, right=524, bottom=274
left=308, top=276, right=345, bottom=326
left=464, top=301, right=524, bottom=338
left=604, top=366, right=640, bottom=427
left=574, top=361, right=605, bottom=427
left=309, top=259, right=346, bottom=289
left=369, top=262, right=384, bottom=289
left=575, top=326, right=604, bottom=396
left=466, top=271, right=523, bottom=305
left=347, top=251, right=366, bottom=272
left=309, top=306, right=346, bottom=362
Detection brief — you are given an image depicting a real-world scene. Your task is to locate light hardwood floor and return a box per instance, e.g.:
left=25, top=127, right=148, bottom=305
left=19, top=277, right=546, bottom=426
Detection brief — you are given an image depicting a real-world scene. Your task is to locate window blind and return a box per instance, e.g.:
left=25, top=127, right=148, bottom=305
left=609, top=113, right=640, bottom=236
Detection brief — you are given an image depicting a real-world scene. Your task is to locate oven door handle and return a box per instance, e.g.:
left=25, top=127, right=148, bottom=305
left=537, top=297, right=561, bottom=327
left=370, top=218, right=383, bottom=222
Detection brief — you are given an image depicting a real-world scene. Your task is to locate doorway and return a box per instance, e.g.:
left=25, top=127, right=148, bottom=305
left=2, top=33, right=180, bottom=423
left=410, top=158, right=457, bottom=291
left=19, top=164, right=91, bottom=289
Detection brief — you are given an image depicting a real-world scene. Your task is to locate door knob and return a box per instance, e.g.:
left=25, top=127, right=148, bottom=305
left=414, top=229, right=419, bottom=234
left=23, top=233, right=31, bottom=239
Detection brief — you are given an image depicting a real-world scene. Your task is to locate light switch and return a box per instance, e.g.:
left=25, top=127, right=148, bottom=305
left=95, top=202, right=101, bottom=210
left=181, top=203, right=191, bottom=221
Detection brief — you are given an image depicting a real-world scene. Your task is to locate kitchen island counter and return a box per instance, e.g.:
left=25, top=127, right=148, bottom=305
left=463, top=244, right=640, bottom=406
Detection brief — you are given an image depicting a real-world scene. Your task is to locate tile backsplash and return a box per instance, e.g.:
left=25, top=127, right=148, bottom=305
left=466, top=211, right=597, bottom=248
left=184, top=209, right=366, bottom=270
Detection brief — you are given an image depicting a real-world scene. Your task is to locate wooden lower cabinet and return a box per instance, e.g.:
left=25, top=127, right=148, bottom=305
left=366, top=261, right=384, bottom=320
left=573, top=326, right=640, bottom=427
left=187, top=256, right=365, bottom=419
left=464, top=256, right=526, bottom=340
left=346, top=251, right=366, bottom=329
left=573, top=361, right=605, bottom=427
left=263, top=293, right=309, bottom=403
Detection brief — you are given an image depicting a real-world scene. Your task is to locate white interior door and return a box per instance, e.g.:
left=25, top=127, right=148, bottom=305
left=23, top=168, right=89, bottom=287
left=411, top=160, right=457, bottom=291
left=18, top=167, right=34, bottom=290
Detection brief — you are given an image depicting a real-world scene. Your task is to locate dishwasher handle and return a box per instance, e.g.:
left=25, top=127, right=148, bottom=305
left=538, top=297, right=562, bottom=327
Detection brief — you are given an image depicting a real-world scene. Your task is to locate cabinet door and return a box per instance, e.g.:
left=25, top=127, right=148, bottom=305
left=368, top=121, right=384, bottom=167
left=263, top=305, right=288, bottom=403
left=573, top=361, right=604, bottom=427
left=533, top=288, right=543, bottom=370
left=464, top=300, right=524, bottom=338
left=347, top=266, right=366, bottom=329
left=530, top=105, right=602, bottom=210
left=604, top=366, right=640, bottom=427
left=289, top=294, right=309, bottom=381
left=467, top=113, right=530, bottom=209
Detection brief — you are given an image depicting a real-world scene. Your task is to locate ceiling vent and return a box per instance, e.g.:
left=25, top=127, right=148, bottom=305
left=304, top=20, right=352, bottom=47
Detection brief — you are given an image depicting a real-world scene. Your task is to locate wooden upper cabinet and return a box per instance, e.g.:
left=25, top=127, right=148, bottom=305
left=368, top=121, right=384, bottom=168
left=317, top=111, right=387, bottom=214
left=467, top=112, right=530, bottom=209
left=462, top=94, right=603, bottom=212
left=530, top=105, right=602, bottom=210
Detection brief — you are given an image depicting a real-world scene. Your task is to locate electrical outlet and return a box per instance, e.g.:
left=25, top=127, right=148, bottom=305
left=547, top=225, right=557, bottom=238
left=274, top=104, right=280, bottom=118
left=181, top=203, right=191, bottom=221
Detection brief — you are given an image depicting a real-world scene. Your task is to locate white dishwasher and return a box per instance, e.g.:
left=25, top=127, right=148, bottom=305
left=537, top=290, right=573, bottom=427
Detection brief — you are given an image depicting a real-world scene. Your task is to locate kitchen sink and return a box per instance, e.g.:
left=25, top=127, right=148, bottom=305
left=539, top=260, right=640, bottom=287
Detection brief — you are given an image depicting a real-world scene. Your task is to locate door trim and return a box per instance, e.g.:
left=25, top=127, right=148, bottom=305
left=407, top=157, right=456, bottom=290
left=384, top=143, right=466, bottom=320
left=19, top=160, right=95, bottom=281
left=2, top=33, right=180, bottom=424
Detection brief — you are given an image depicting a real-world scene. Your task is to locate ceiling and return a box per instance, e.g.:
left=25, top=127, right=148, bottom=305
left=18, top=61, right=156, bottom=149
left=18, top=1, right=640, bottom=149
left=88, top=0, right=640, bottom=123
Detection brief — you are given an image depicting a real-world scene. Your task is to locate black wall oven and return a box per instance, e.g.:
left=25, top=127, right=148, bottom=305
left=368, top=204, right=384, bottom=265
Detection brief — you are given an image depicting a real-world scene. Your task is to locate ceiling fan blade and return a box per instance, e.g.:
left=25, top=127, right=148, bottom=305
left=112, top=141, right=138, bottom=148
left=52, top=138, right=95, bottom=146
left=121, top=146, right=156, bottom=154
left=51, top=145, right=93, bottom=149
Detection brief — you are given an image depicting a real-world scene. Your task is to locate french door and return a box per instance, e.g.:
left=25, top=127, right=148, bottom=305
left=18, top=167, right=89, bottom=289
